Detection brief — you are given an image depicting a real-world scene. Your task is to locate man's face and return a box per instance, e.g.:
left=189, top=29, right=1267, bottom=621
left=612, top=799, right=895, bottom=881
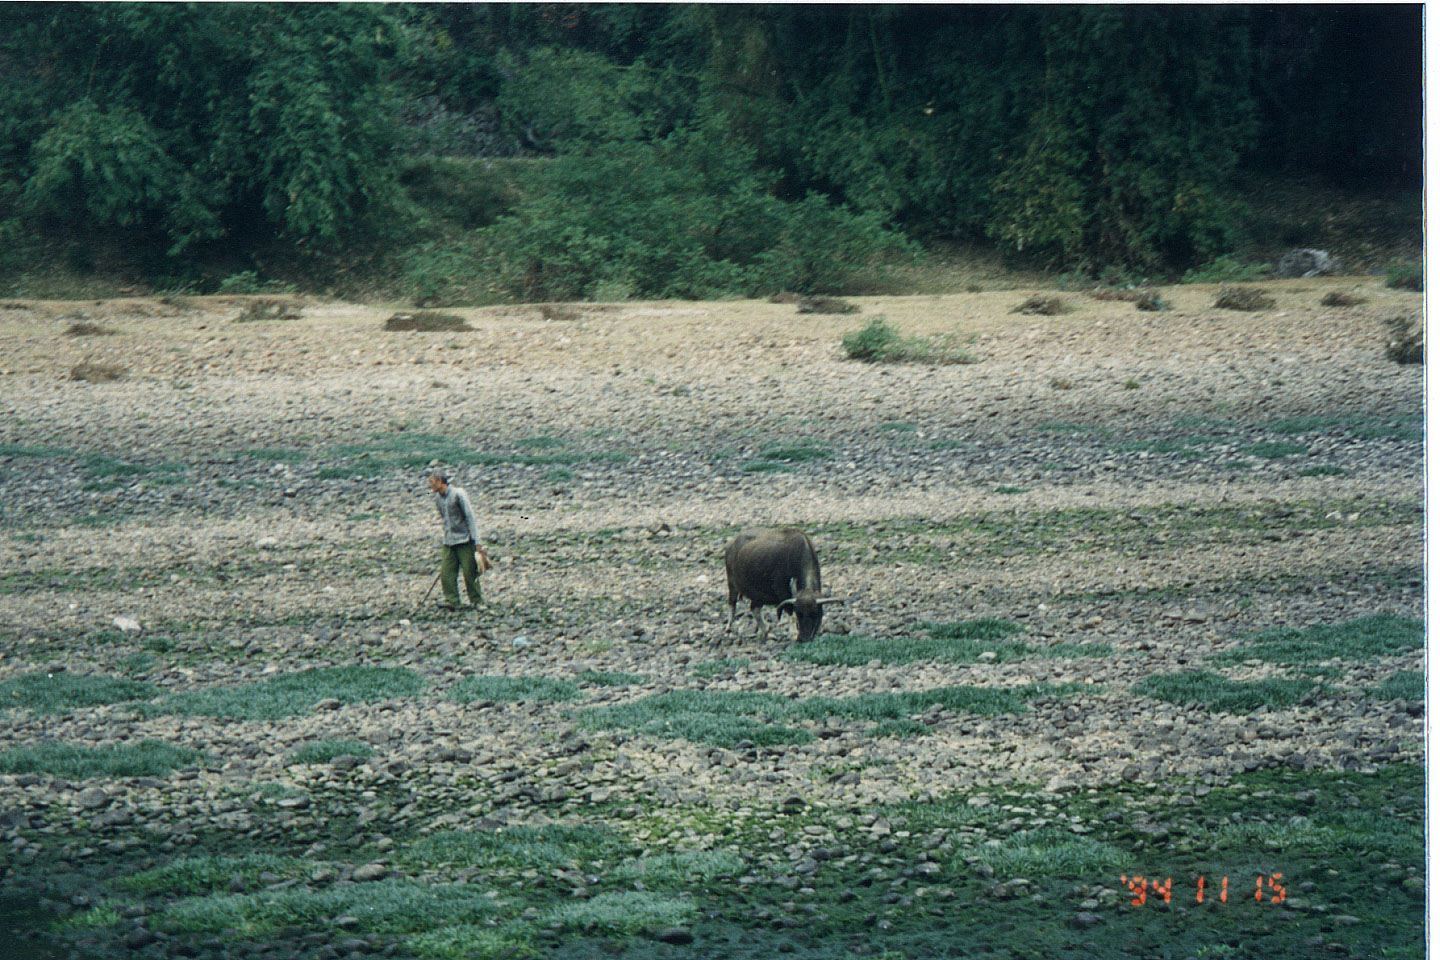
left=429, top=475, right=446, bottom=494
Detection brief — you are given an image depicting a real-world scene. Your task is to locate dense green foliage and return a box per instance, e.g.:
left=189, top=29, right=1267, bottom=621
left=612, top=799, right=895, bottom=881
left=0, top=4, right=406, bottom=253
left=0, top=4, right=1419, bottom=297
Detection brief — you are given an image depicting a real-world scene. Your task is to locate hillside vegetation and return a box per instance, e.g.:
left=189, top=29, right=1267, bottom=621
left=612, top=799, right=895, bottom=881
left=0, top=5, right=1422, bottom=303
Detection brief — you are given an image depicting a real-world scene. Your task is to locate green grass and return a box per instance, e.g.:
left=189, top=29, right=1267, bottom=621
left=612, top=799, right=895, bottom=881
left=289, top=740, right=376, bottom=765
left=842, top=317, right=976, bottom=365
left=0, top=740, right=205, bottom=778
left=971, top=828, right=1129, bottom=877
left=784, top=626, right=1110, bottom=667
left=691, top=657, right=751, bottom=678
left=613, top=850, right=744, bottom=884
left=1369, top=670, right=1423, bottom=701
left=401, top=824, right=623, bottom=872
left=137, top=667, right=425, bottom=721
left=576, top=670, right=646, bottom=687
left=579, top=683, right=1083, bottom=747
left=1132, top=671, right=1326, bottom=713
left=994, top=484, right=1030, bottom=494
left=0, top=443, right=72, bottom=458
left=740, top=459, right=796, bottom=473
left=517, top=434, right=566, bottom=449
left=1210, top=614, right=1423, bottom=665
left=119, top=854, right=311, bottom=895
left=154, top=878, right=503, bottom=936
left=447, top=674, right=579, bottom=703
left=81, top=454, right=188, bottom=479
left=1268, top=414, right=1422, bottom=442
left=0, top=671, right=158, bottom=713
left=547, top=890, right=696, bottom=936
left=1298, top=464, right=1347, bottom=476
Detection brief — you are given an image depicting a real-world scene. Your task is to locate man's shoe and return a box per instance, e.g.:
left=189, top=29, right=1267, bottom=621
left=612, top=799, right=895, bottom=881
left=436, top=601, right=458, bottom=611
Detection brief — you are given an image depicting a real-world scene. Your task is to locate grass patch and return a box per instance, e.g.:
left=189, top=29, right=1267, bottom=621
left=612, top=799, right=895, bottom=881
left=1298, top=464, right=1347, bottom=476
left=547, top=890, right=696, bottom=936
left=447, top=674, right=579, bottom=703
left=972, top=828, right=1128, bottom=877
left=154, top=878, right=500, bottom=936
left=1268, top=413, right=1421, bottom=441
left=994, top=484, right=1030, bottom=494
left=517, top=434, right=566, bottom=449
left=785, top=629, right=1110, bottom=667
left=0, top=443, right=72, bottom=458
left=289, top=740, right=376, bottom=765
left=81, top=454, right=187, bottom=479
left=0, top=740, right=204, bottom=778
left=137, top=667, right=425, bottom=721
left=1210, top=614, right=1423, bottom=666
left=0, top=671, right=157, bottom=712
left=402, top=824, right=622, bottom=872
left=841, top=317, right=976, bottom=365
left=1132, top=671, right=1326, bottom=713
left=613, top=850, right=744, bottom=885
left=691, top=657, right=751, bottom=678
left=119, top=854, right=310, bottom=896
left=576, top=670, right=646, bottom=687
left=1369, top=671, right=1423, bottom=700
left=383, top=311, right=473, bottom=332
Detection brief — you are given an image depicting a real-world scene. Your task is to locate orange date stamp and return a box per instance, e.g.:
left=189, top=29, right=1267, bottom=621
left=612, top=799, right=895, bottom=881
left=1120, top=873, right=1287, bottom=906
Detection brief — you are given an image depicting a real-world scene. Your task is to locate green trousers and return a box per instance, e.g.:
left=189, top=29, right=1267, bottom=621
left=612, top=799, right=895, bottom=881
left=440, top=542, right=482, bottom=607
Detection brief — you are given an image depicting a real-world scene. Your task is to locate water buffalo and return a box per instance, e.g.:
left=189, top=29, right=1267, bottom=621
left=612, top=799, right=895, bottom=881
left=724, top=527, right=842, bottom=642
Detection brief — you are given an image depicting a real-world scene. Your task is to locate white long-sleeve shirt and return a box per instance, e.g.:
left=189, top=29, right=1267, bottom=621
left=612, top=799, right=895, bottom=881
left=435, top=485, right=481, bottom=546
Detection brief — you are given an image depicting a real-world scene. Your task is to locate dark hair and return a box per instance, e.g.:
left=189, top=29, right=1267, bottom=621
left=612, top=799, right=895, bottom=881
left=429, top=471, right=449, bottom=484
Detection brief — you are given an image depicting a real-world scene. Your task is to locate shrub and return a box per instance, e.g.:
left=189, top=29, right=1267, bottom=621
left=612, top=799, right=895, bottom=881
left=1213, top=286, right=1276, bottom=311
left=70, top=361, right=128, bottom=382
left=64, top=320, right=114, bottom=336
left=0, top=740, right=204, bottom=778
left=1384, top=315, right=1423, bottom=365
left=841, top=317, right=975, bottom=365
left=1011, top=295, right=1069, bottom=316
left=795, top=295, right=859, bottom=314
left=1320, top=291, right=1366, bottom=307
left=478, top=131, right=911, bottom=302
left=1384, top=263, right=1423, bottom=292
left=384, top=311, right=473, bottom=332
left=1181, top=254, right=1271, bottom=284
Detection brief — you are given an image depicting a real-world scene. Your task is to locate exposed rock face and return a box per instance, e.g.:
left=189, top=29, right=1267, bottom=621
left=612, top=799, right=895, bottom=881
left=1276, top=248, right=1340, bottom=278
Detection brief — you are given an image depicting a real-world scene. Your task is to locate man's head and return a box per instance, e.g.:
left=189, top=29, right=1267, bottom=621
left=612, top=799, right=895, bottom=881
left=428, top=472, right=449, bottom=494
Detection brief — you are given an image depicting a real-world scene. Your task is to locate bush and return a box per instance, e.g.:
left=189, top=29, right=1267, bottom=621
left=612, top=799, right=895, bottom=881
left=1213, top=286, right=1276, bottom=311
left=384, top=312, right=473, bottom=332
left=478, top=130, right=912, bottom=302
left=1384, top=262, right=1423, bottom=292
left=1182, top=254, right=1272, bottom=284
left=842, top=317, right=976, bottom=365
left=1320, top=291, right=1366, bottom=307
left=1011, top=295, right=1069, bottom=316
left=1385, top=315, right=1423, bottom=365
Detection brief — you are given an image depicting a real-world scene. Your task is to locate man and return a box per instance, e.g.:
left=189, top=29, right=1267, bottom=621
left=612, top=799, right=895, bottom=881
left=429, top=471, right=486, bottom=610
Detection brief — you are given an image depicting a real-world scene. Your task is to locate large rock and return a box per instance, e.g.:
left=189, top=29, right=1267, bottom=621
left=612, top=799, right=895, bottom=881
left=1275, top=248, right=1340, bottom=278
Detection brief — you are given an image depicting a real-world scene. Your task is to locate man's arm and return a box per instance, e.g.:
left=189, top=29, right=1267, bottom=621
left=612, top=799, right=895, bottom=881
left=456, top=488, right=482, bottom=546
